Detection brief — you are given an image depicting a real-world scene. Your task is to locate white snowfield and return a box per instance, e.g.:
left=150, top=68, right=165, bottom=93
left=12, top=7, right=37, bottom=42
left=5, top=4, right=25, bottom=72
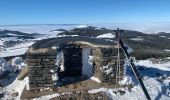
left=0, top=42, right=34, bottom=57
left=0, top=25, right=79, bottom=57
left=77, top=25, right=88, bottom=28
left=164, top=49, right=170, bottom=52
left=0, top=25, right=77, bottom=34
left=0, top=28, right=115, bottom=58
left=130, top=37, right=143, bottom=41
left=135, top=59, right=170, bottom=71
left=97, top=33, right=115, bottom=39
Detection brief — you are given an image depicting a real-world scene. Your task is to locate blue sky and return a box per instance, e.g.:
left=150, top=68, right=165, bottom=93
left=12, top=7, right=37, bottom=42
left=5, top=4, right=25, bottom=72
left=0, top=0, right=170, bottom=25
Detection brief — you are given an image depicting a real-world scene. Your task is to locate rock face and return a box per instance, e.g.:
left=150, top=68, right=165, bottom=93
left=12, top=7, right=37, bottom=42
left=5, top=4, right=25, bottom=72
left=26, top=36, right=125, bottom=91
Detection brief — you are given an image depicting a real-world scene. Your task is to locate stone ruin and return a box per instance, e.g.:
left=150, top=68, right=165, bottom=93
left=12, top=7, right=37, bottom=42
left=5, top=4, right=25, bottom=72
left=26, top=36, right=125, bottom=91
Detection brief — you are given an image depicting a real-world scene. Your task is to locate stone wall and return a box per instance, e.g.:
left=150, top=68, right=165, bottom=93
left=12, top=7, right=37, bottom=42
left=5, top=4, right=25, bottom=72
left=93, top=48, right=125, bottom=83
left=26, top=48, right=57, bottom=90
left=26, top=45, right=125, bottom=90
left=63, top=44, right=82, bottom=77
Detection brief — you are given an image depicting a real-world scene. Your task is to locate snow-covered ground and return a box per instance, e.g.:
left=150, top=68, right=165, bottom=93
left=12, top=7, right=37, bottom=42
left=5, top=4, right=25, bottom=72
left=0, top=57, right=27, bottom=100
left=0, top=25, right=170, bottom=99
left=130, top=37, right=143, bottom=41
left=0, top=57, right=25, bottom=77
left=1, top=24, right=170, bottom=57
left=135, top=59, right=170, bottom=71
left=0, top=42, right=34, bottom=57
left=2, top=77, right=29, bottom=100
left=97, top=33, right=115, bottom=39
left=30, top=58, right=170, bottom=100
left=88, top=59, right=170, bottom=100
left=164, top=49, right=170, bottom=52
left=1, top=57, right=169, bottom=100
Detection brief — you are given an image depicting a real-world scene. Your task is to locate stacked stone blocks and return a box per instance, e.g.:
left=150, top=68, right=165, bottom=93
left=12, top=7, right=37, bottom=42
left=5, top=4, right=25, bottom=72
left=93, top=48, right=125, bottom=83
left=26, top=49, right=57, bottom=90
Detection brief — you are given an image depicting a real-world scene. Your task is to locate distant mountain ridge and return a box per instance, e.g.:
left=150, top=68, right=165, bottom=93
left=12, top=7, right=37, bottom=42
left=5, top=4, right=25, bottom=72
left=0, top=30, right=40, bottom=39
left=57, top=26, right=170, bottom=59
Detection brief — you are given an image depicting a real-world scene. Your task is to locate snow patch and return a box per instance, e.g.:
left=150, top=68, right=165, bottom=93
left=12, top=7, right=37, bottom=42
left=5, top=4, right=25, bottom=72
left=1, top=37, right=19, bottom=41
left=0, top=42, right=34, bottom=57
left=2, top=77, right=29, bottom=100
left=124, top=44, right=133, bottom=53
left=11, top=57, right=24, bottom=72
left=88, top=88, right=108, bottom=94
left=0, top=39, right=4, bottom=45
left=0, top=57, right=25, bottom=76
left=119, top=76, right=133, bottom=85
left=6, top=33, right=24, bottom=36
left=57, top=34, right=79, bottom=37
left=97, top=33, right=115, bottom=39
left=52, top=73, right=58, bottom=81
left=160, top=36, right=166, bottom=38
left=90, top=76, right=101, bottom=83
left=164, top=49, right=170, bottom=52
left=0, top=57, right=7, bottom=75
left=135, top=59, right=170, bottom=71
left=82, top=48, right=93, bottom=77
left=77, top=25, right=88, bottom=28
left=34, top=93, right=60, bottom=100
left=130, top=38, right=143, bottom=41
left=56, top=51, right=64, bottom=71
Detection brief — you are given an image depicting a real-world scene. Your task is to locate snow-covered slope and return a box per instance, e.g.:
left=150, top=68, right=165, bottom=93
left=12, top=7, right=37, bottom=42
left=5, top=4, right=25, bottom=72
left=0, top=42, right=34, bottom=57
left=0, top=25, right=170, bottom=99
left=0, top=25, right=77, bottom=34
left=77, top=25, right=88, bottom=28
left=1, top=77, right=29, bottom=100
left=0, top=57, right=25, bottom=76
left=0, top=57, right=27, bottom=99
left=97, top=33, right=115, bottom=39
left=89, top=59, right=170, bottom=100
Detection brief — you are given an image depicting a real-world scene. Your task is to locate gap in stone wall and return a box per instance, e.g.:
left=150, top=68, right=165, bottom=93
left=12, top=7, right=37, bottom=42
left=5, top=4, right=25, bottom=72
left=82, top=48, right=93, bottom=78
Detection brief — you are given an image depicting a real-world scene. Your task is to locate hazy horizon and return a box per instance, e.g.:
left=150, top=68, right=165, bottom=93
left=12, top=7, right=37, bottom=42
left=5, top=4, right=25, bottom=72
left=1, top=22, right=170, bottom=33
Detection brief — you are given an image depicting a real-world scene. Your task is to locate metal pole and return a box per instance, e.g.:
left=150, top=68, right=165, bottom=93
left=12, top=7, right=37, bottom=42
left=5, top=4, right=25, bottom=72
left=114, top=28, right=151, bottom=100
